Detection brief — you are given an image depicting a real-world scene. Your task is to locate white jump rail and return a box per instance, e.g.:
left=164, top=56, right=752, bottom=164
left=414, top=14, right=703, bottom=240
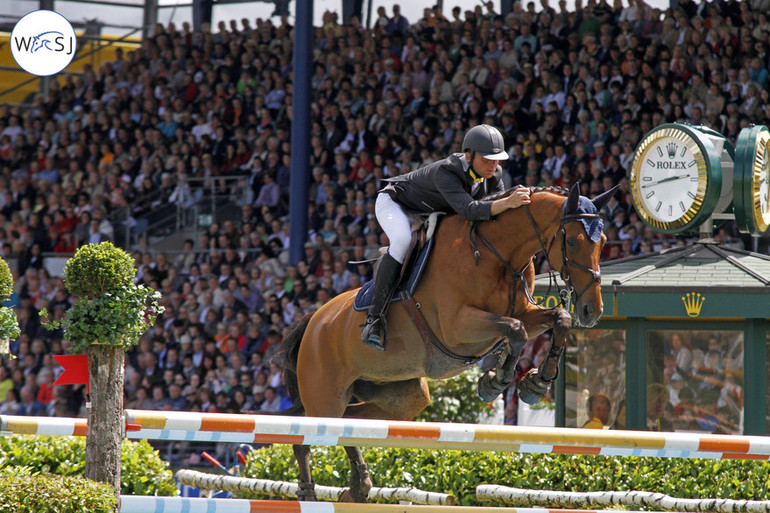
left=3, top=410, right=770, bottom=460
left=119, top=495, right=662, bottom=512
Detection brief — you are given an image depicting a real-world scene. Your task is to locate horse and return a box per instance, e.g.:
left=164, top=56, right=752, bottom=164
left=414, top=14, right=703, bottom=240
left=278, top=182, right=614, bottom=502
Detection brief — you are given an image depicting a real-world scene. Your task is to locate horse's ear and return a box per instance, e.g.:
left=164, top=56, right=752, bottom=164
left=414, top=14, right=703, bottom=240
left=565, top=181, right=580, bottom=213
left=592, top=185, right=620, bottom=211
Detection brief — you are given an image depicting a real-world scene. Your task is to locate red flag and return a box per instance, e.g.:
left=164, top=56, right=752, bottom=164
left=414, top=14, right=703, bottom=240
left=53, top=354, right=89, bottom=393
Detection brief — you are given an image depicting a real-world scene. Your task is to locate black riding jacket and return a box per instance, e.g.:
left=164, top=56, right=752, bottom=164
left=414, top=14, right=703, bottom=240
left=382, top=153, right=505, bottom=220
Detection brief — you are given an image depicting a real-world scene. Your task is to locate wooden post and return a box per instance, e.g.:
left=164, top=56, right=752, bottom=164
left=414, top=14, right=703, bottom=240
left=85, top=344, right=124, bottom=507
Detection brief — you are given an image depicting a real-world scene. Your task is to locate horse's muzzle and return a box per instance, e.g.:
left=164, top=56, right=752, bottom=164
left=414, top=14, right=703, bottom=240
left=575, top=301, right=602, bottom=328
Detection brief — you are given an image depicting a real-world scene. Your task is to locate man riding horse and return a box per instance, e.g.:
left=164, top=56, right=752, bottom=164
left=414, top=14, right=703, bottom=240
left=361, top=124, right=530, bottom=350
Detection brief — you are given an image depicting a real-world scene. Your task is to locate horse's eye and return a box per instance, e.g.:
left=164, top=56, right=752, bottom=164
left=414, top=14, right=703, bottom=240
left=566, top=238, right=577, bottom=249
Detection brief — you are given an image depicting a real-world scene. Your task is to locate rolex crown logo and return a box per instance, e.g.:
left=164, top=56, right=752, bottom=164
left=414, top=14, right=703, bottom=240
left=666, top=142, right=678, bottom=159
left=681, top=292, right=705, bottom=317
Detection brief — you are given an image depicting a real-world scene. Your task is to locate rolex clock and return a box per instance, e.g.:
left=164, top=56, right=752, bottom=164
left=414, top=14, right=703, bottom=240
left=734, top=124, right=770, bottom=236
left=630, top=123, right=733, bottom=234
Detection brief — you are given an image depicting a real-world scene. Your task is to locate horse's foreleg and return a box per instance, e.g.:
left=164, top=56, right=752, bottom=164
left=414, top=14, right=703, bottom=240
left=452, top=305, right=529, bottom=345
left=478, top=341, right=521, bottom=402
left=517, top=307, right=571, bottom=404
left=451, top=305, right=529, bottom=402
left=343, top=446, right=372, bottom=503
left=292, top=444, right=317, bottom=501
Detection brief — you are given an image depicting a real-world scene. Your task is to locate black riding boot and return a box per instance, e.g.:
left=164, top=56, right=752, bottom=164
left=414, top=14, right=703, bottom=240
left=361, top=253, right=402, bottom=351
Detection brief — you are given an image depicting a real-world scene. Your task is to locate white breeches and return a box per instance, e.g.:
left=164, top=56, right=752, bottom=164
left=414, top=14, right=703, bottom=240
left=375, top=192, right=412, bottom=264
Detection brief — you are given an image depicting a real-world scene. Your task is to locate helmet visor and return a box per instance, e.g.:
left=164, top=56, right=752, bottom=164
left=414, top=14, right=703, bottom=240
left=478, top=149, right=510, bottom=160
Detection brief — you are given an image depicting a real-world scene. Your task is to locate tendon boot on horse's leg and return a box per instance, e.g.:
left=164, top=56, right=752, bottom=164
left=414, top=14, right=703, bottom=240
left=293, top=445, right=317, bottom=501
left=361, top=253, right=402, bottom=351
left=343, top=446, right=373, bottom=503
left=478, top=342, right=520, bottom=403
left=518, top=311, right=570, bottom=404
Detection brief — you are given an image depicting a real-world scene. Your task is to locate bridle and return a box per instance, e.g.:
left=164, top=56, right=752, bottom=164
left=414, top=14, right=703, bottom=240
left=528, top=205, right=602, bottom=309
left=468, top=197, right=602, bottom=316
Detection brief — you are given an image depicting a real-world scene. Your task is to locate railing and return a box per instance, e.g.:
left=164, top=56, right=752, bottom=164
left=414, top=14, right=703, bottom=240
left=110, top=174, right=250, bottom=249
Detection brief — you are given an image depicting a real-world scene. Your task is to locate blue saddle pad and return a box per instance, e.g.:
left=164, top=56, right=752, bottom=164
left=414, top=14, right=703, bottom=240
left=353, top=237, right=434, bottom=312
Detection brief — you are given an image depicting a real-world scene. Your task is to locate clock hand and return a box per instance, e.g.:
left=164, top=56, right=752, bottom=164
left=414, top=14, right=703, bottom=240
left=641, top=174, right=691, bottom=188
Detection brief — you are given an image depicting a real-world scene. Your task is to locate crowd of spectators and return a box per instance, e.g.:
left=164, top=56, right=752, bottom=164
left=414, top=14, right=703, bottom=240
left=1, top=0, right=770, bottom=455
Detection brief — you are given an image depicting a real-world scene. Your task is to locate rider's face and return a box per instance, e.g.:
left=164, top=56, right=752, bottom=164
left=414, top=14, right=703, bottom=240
left=468, top=152, right=502, bottom=179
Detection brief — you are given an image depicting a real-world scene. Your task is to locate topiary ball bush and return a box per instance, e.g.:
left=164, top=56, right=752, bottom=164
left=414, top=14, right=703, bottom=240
left=63, top=242, right=136, bottom=298
left=0, top=258, right=13, bottom=302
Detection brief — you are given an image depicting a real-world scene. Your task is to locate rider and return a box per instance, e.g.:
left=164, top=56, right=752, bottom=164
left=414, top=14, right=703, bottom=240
left=361, top=124, right=532, bottom=350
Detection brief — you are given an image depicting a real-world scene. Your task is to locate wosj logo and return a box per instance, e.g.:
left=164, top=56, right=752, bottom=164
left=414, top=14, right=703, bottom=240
left=11, top=10, right=76, bottom=76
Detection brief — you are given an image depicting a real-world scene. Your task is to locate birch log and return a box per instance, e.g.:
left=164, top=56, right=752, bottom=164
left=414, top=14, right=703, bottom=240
left=476, top=485, right=770, bottom=513
left=176, top=469, right=455, bottom=505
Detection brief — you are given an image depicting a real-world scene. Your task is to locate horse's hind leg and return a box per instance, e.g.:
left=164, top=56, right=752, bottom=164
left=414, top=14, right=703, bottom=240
left=342, top=446, right=372, bottom=503
left=292, top=445, right=317, bottom=501
left=340, top=378, right=431, bottom=502
left=517, top=307, right=571, bottom=404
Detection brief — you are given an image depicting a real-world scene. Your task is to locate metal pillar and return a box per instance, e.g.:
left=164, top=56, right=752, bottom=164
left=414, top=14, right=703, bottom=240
left=342, top=0, right=363, bottom=24
left=143, top=0, right=158, bottom=39
left=744, top=319, right=767, bottom=435
left=289, top=0, right=312, bottom=265
left=500, top=0, right=514, bottom=18
left=625, top=318, right=647, bottom=430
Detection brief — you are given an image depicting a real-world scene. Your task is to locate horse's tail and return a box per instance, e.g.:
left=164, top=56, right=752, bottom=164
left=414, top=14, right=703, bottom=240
left=274, top=312, right=314, bottom=416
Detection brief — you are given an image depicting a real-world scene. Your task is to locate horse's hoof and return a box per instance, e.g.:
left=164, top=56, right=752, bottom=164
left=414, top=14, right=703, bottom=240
left=517, top=368, right=552, bottom=405
left=477, top=370, right=509, bottom=403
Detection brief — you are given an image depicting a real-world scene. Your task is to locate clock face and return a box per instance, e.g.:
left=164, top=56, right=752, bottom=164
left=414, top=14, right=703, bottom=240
left=631, top=126, right=709, bottom=233
left=734, top=124, right=770, bottom=236
left=752, top=130, right=770, bottom=231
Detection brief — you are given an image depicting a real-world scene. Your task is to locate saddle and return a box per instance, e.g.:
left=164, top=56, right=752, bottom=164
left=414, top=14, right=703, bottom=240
left=352, top=213, right=441, bottom=312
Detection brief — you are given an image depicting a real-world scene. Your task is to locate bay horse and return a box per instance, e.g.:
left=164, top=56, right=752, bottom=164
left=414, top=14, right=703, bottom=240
left=279, top=183, right=613, bottom=502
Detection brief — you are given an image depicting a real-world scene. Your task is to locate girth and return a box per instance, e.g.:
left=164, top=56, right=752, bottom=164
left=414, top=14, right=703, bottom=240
left=400, top=292, right=507, bottom=366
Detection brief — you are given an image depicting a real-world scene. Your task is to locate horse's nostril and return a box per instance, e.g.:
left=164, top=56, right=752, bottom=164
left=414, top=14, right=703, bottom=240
left=583, top=304, right=593, bottom=319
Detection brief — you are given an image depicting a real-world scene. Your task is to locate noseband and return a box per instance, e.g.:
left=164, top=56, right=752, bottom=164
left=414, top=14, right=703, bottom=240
left=468, top=202, right=602, bottom=315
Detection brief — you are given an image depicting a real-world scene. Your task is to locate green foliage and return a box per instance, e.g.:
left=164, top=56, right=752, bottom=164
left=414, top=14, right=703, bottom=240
left=44, top=242, right=164, bottom=352
left=42, top=284, right=163, bottom=353
left=63, top=242, right=136, bottom=298
left=120, top=437, right=178, bottom=496
left=241, top=445, right=770, bottom=506
left=0, top=258, right=13, bottom=301
left=0, top=435, right=177, bottom=497
left=0, top=257, right=18, bottom=357
left=0, top=306, right=19, bottom=356
left=0, top=470, right=117, bottom=513
left=416, top=366, right=494, bottom=423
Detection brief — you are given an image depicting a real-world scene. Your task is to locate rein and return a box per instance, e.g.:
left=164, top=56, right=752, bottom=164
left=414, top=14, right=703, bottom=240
left=468, top=203, right=602, bottom=314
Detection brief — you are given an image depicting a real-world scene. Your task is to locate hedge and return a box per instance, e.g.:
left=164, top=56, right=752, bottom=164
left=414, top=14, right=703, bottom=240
left=0, top=471, right=116, bottom=513
left=0, top=435, right=177, bottom=496
left=241, top=444, right=770, bottom=506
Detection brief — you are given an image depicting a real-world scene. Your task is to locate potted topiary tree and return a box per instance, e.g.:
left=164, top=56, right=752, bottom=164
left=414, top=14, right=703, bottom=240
left=0, top=259, right=19, bottom=358
left=42, top=242, right=163, bottom=507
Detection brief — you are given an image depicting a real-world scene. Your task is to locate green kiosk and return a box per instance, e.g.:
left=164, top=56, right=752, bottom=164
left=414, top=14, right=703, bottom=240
left=534, top=123, right=770, bottom=435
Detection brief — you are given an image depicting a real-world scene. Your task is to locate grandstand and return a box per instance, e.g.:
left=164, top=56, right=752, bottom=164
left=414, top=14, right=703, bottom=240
left=0, top=0, right=769, bottom=465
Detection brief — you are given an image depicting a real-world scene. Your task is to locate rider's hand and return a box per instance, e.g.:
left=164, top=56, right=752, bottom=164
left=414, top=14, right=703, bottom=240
left=507, top=188, right=531, bottom=209
left=490, top=187, right=532, bottom=216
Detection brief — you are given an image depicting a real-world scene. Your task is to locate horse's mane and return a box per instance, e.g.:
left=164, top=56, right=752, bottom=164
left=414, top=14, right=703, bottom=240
left=483, top=185, right=569, bottom=202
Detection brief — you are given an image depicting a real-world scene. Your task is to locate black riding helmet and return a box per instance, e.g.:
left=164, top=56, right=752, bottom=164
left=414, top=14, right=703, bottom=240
left=462, top=124, right=509, bottom=160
